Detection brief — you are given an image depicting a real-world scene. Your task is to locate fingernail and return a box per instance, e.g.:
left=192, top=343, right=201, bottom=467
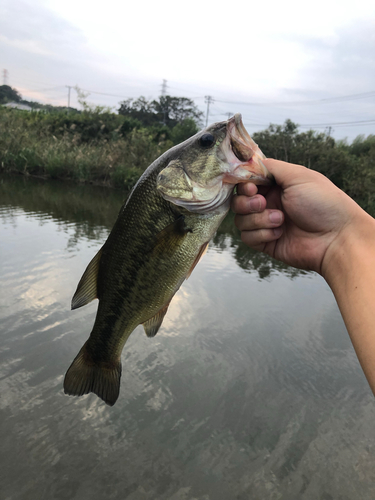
left=269, top=211, right=282, bottom=224
left=273, top=227, right=283, bottom=237
left=248, top=197, right=261, bottom=212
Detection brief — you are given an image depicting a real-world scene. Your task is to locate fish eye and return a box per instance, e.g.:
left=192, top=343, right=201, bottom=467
left=199, top=133, right=215, bottom=149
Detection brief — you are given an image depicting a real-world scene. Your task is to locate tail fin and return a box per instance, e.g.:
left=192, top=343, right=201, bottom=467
left=63, top=342, right=122, bottom=406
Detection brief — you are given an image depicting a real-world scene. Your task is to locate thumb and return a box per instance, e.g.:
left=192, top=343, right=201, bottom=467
left=262, top=159, right=308, bottom=190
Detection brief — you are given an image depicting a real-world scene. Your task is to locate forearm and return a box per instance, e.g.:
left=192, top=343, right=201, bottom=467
left=323, top=214, right=375, bottom=394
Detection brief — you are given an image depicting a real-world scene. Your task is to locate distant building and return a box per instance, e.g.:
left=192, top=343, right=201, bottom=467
left=3, top=102, right=34, bottom=111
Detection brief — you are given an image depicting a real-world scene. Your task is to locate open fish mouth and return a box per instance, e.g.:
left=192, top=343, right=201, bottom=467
left=222, top=113, right=274, bottom=186
left=183, top=114, right=274, bottom=213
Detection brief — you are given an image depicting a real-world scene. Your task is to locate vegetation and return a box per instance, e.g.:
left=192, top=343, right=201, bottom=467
left=0, top=85, right=22, bottom=104
left=0, top=90, right=202, bottom=189
left=0, top=86, right=374, bottom=214
left=252, top=120, right=375, bottom=214
left=118, top=95, right=203, bottom=127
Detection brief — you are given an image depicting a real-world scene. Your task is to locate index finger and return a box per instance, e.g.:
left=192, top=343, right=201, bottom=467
left=237, top=182, right=272, bottom=198
left=237, top=183, right=258, bottom=197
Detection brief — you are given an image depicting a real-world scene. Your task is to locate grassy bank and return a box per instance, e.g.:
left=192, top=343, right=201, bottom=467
left=0, top=107, right=178, bottom=189
left=1, top=106, right=374, bottom=214
left=253, top=120, right=375, bottom=215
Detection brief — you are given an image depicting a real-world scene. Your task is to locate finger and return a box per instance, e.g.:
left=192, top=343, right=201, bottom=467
left=241, top=227, right=283, bottom=248
left=262, top=159, right=307, bottom=189
left=231, top=194, right=267, bottom=215
left=237, top=183, right=258, bottom=197
left=240, top=183, right=279, bottom=205
left=234, top=209, right=284, bottom=231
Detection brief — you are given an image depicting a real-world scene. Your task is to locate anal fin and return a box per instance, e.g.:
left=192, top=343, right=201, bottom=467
left=142, top=301, right=171, bottom=338
left=71, top=248, right=103, bottom=310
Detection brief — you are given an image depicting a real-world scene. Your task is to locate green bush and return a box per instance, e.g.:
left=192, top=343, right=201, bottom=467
left=0, top=107, right=176, bottom=190
left=1, top=107, right=374, bottom=215
left=253, top=121, right=375, bottom=215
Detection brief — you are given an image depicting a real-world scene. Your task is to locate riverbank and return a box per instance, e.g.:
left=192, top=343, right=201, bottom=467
left=1, top=106, right=374, bottom=214
left=0, top=107, right=175, bottom=190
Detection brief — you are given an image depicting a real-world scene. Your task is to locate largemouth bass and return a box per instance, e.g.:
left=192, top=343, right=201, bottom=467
left=64, top=113, right=273, bottom=406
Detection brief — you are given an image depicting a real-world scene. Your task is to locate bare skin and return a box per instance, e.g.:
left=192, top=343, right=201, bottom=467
left=232, top=159, right=375, bottom=395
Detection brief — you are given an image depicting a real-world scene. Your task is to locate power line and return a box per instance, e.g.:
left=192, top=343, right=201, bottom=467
left=215, top=91, right=375, bottom=107
left=243, top=118, right=375, bottom=130
left=5, top=77, right=375, bottom=134
left=35, top=85, right=65, bottom=92
left=166, top=86, right=206, bottom=99
left=10, top=76, right=375, bottom=109
left=78, top=88, right=134, bottom=99
left=298, top=118, right=375, bottom=127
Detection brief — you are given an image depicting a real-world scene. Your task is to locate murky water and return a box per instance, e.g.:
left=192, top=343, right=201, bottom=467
left=1, top=173, right=375, bottom=500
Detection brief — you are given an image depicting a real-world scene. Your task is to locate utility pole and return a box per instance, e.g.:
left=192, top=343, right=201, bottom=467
left=3, top=69, right=9, bottom=85
left=326, top=126, right=332, bottom=137
left=160, top=79, right=168, bottom=125
left=66, top=85, right=73, bottom=109
left=205, top=95, right=214, bottom=127
left=225, top=112, right=232, bottom=120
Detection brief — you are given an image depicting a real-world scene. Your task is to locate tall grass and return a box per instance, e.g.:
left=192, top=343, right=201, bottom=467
left=0, top=108, right=173, bottom=189
left=1, top=107, right=375, bottom=215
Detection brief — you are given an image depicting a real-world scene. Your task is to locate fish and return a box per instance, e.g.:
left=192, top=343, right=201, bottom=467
left=64, top=113, right=273, bottom=406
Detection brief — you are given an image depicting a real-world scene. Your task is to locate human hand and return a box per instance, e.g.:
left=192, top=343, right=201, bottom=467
left=231, top=159, right=368, bottom=277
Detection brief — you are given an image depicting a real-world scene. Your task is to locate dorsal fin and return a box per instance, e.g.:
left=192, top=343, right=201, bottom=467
left=71, top=248, right=103, bottom=310
left=142, top=301, right=171, bottom=338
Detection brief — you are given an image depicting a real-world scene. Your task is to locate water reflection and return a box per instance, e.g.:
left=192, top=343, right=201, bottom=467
left=1, top=173, right=375, bottom=500
left=0, top=173, right=303, bottom=280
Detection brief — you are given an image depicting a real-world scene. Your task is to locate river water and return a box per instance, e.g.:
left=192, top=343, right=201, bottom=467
left=1, top=173, right=375, bottom=500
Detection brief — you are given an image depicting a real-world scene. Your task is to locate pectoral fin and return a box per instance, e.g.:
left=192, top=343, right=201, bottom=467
left=71, top=248, right=103, bottom=310
left=154, top=215, right=192, bottom=255
left=186, top=242, right=209, bottom=279
left=142, top=301, right=171, bottom=338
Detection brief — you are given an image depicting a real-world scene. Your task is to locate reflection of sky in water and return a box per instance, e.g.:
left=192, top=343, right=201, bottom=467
left=1, top=175, right=375, bottom=500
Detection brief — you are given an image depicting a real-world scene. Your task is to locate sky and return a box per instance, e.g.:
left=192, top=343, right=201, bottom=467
left=1, top=0, right=375, bottom=141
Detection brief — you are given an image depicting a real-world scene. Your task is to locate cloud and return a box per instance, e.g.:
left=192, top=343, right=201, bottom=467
left=0, top=35, right=56, bottom=57
left=1, top=0, right=374, bottom=140
left=0, top=0, right=86, bottom=62
left=292, top=19, right=375, bottom=94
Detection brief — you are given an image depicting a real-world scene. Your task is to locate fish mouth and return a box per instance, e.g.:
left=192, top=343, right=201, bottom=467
left=222, top=113, right=274, bottom=186
left=156, top=114, right=274, bottom=215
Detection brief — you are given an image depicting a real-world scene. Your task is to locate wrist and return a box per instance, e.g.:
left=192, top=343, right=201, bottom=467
left=322, top=208, right=375, bottom=288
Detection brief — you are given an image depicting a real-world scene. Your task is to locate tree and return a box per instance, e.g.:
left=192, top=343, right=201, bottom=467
left=252, top=119, right=299, bottom=162
left=0, top=85, right=22, bottom=104
left=151, top=96, right=203, bottom=127
left=118, top=97, right=158, bottom=126
left=118, top=95, right=203, bottom=128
